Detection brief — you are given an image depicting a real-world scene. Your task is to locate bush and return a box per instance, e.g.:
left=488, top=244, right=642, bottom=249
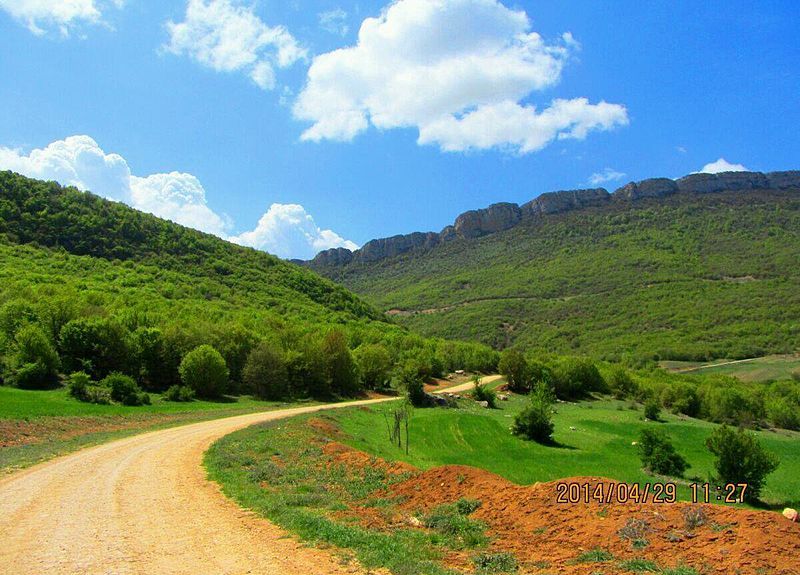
left=179, top=344, right=229, bottom=398
left=68, top=371, right=112, bottom=404
left=498, top=349, right=528, bottom=393
left=471, top=377, right=497, bottom=408
left=163, top=384, right=195, bottom=402
left=7, top=325, right=60, bottom=389
left=766, top=397, right=800, bottom=430
left=705, top=425, right=779, bottom=502
left=644, top=399, right=661, bottom=421
left=512, top=382, right=555, bottom=443
left=243, top=341, right=288, bottom=400
left=608, top=366, right=637, bottom=399
left=552, top=357, right=606, bottom=400
left=401, top=361, right=428, bottom=407
left=638, top=428, right=688, bottom=477
left=102, top=373, right=150, bottom=406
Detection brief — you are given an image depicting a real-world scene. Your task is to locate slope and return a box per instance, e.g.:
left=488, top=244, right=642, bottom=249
left=309, top=171, right=800, bottom=361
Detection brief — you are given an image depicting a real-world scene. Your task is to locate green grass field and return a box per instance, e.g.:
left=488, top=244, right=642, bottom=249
left=663, top=355, right=800, bottom=382
left=330, top=395, right=800, bottom=508
left=0, top=386, right=306, bottom=472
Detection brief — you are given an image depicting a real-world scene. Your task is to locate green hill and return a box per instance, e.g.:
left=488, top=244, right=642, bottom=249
left=309, top=173, right=800, bottom=362
left=0, top=171, right=496, bottom=397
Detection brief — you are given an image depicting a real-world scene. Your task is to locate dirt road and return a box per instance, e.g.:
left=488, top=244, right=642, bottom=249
left=0, top=397, right=397, bottom=575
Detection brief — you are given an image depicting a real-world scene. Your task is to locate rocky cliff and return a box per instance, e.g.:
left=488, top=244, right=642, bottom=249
left=309, top=170, right=800, bottom=268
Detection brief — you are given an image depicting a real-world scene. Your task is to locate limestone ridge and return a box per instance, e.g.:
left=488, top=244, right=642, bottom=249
left=309, top=170, right=800, bottom=268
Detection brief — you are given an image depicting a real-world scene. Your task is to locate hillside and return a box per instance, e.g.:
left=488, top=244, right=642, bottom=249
left=0, top=171, right=496, bottom=397
left=309, top=170, right=800, bottom=361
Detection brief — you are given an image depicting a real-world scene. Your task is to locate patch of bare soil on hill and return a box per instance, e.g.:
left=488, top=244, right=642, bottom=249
left=331, top=445, right=799, bottom=574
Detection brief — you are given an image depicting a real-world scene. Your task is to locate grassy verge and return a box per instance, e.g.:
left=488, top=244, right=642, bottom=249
left=330, top=395, right=800, bottom=508
left=205, top=414, right=488, bottom=575
left=0, top=385, right=305, bottom=473
left=661, top=355, right=800, bottom=382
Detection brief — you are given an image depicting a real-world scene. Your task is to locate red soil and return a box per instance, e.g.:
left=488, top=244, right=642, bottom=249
left=316, top=431, right=799, bottom=575
left=387, top=466, right=800, bottom=574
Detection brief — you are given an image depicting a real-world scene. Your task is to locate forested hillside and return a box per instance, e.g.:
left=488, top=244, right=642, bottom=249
left=311, top=183, right=800, bottom=362
left=0, top=172, right=496, bottom=399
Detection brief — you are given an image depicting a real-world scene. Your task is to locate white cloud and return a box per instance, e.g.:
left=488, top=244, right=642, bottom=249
left=319, top=8, right=348, bottom=37
left=165, top=0, right=307, bottom=90
left=294, top=0, right=628, bottom=154
left=231, top=204, right=358, bottom=260
left=0, top=0, right=123, bottom=36
left=0, top=136, right=355, bottom=259
left=698, top=158, right=748, bottom=174
left=588, top=167, right=626, bottom=186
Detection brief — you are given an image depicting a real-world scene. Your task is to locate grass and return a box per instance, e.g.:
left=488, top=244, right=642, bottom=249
left=0, top=385, right=308, bottom=472
left=328, top=395, right=800, bottom=508
left=663, top=355, right=800, bottom=382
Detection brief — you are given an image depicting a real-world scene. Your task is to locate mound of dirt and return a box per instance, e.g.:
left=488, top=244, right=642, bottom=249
left=322, top=442, right=417, bottom=477
left=386, top=466, right=800, bottom=574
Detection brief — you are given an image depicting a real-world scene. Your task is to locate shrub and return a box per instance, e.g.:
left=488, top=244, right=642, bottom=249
left=179, top=344, right=229, bottom=398
left=243, top=341, right=288, bottom=400
left=471, top=377, right=497, bottom=408
left=766, top=397, right=800, bottom=430
left=512, top=382, right=555, bottom=443
left=681, top=507, right=707, bottom=530
left=644, top=399, right=661, bottom=421
left=163, top=384, right=195, bottom=402
left=401, top=361, right=428, bottom=407
left=498, top=349, right=528, bottom=393
left=618, top=518, right=652, bottom=548
left=472, top=552, right=518, bottom=573
left=67, top=371, right=91, bottom=400
left=7, top=325, right=60, bottom=389
left=608, top=366, right=637, bottom=399
left=705, top=425, right=779, bottom=502
left=552, top=357, right=606, bottom=400
left=423, top=503, right=487, bottom=548
left=638, top=428, right=688, bottom=477
left=102, top=373, right=150, bottom=406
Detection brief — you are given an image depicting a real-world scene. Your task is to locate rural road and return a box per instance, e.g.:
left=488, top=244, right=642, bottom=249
left=0, top=376, right=502, bottom=575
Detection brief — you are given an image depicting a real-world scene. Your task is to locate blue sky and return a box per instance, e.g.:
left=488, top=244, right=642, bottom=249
left=0, top=0, right=798, bottom=259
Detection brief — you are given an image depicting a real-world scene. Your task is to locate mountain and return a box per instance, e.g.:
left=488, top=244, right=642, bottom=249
left=0, top=171, right=497, bottom=393
left=308, top=170, right=800, bottom=361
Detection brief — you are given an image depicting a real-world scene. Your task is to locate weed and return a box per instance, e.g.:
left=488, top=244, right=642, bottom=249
left=661, top=564, right=700, bottom=575
left=618, top=558, right=660, bottom=572
left=681, top=507, right=707, bottom=530
left=618, top=518, right=652, bottom=549
left=573, top=548, right=614, bottom=563
left=456, top=498, right=482, bottom=515
left=472, top=552, right=518, bottom=573
left=423, top=503, right=488, bottom=549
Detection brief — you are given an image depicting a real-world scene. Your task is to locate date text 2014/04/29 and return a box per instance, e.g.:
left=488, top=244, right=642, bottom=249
left=556, top=482, right=748, bottom=504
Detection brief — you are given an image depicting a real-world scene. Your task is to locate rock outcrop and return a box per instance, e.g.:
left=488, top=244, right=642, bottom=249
left=308, top=170, right=800, bottom=269
left=453, top=202, right=522, bottom=239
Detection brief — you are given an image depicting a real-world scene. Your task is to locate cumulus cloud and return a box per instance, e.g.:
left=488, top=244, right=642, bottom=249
left=165, top=0, right=307, bottom=90
left=0, top=0, right=123, bottom=36
left=588, top=167, right=626, bottom=186
left=0, top=136, right=355, bottom=259
left=698, top=158, right=748, bottom=174
left=319, top=8, right=348, bottom=37
left=231, top=204, right=358, bottom=260
left=294, top=0, right=628, bottom=153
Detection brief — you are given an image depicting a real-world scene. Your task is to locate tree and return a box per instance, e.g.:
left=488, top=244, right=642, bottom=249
left=512, top=382, right=555, bottom=443
left=608, top=366, right=637, bottom=399
left=401, top=360, right=428, bottom=407
left=243, top=341, right=288, bottom=400
left=321, top=329, right=360, bottom=396
left=552, top=357, right=606, bottom=400
left=354, top=343, right=392, bottom=389
left=644, top=398, right=661, bottom=421
left=58, top=317, right=131, bottom=380
left=132, top=327, right=169, bottom=391
left=7, top=325, right=60, bottom=389
left=498, top=349, right=528, bottom=393
left=705, top=425, right=779, bottom=502
left=638, top=428, right=688, bottom=477
left=179, top=345, right=229, bottom=398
